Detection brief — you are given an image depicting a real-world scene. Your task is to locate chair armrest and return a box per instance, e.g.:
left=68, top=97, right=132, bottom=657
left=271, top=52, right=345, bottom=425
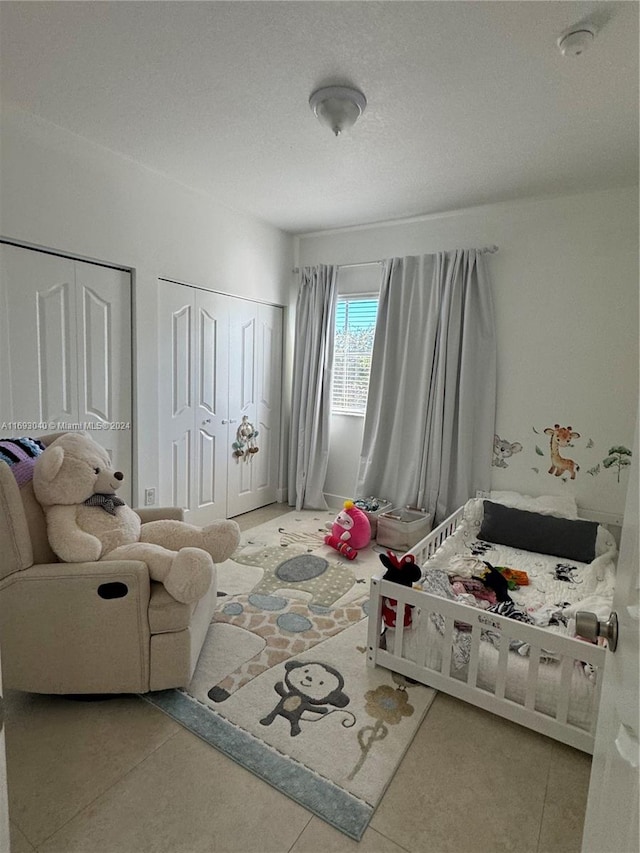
left=0, top=558, right=152, bottom=612
left=3, top=559, right=150, bottom=584
left=134, top=507, right=185, bottom=523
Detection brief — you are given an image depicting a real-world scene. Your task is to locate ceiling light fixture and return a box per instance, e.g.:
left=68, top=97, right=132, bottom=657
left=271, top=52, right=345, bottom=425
left=557, top=25, right=595, bottom=57
left=309, top=85, right=367, bottom=136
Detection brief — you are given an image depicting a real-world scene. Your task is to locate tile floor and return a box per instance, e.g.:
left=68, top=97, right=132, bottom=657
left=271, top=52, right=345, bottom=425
left=6, top=504, right=592, bottom=853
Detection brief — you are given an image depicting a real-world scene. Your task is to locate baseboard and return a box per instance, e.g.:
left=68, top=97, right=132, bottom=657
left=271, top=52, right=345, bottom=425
left=323, top=492, right=348, bottom=509
left=578, top=507, right=624, bottom=527
left=579, top=507, right=623, bottom=546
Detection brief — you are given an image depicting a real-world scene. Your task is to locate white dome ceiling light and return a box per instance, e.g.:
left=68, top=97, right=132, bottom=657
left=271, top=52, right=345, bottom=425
left=309, top=85, right=367, bottom=136
left=557, top=25, right=596, bottom=57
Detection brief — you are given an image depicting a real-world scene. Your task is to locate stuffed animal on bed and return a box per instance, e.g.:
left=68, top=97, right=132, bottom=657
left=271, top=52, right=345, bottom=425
left=33, top=432, right=241, bottom=604
left=379, top=551, right=422, bottom=628
left=324, top=499, right=371, bottom=560
left=474, top=561, right=512, bottom=602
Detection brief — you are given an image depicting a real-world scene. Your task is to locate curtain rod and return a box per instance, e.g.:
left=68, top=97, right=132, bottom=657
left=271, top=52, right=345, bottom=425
left=292, top=246, right=498, bottom=275
left=292, top=260, right=383, bottom=275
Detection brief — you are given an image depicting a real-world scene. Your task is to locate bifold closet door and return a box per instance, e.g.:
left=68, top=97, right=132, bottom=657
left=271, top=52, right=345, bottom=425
left=157, top=280, right=282, bottom=521
left=226, top=301, right=282, bottom=517
left=157, top=281, right=231, bottom=524
left=0, top=243, right=132, bottom=502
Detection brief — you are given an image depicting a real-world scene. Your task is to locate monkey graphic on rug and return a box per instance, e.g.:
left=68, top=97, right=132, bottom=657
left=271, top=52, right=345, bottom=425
left=260, top=660, right=351, bottom=737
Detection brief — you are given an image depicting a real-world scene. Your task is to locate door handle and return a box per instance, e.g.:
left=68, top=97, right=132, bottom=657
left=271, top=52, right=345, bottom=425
left=575, top=610, right=618, bottom=652
left=202, top=418, right=212, bottom=424
left=229, top=418, right=237, bottom=424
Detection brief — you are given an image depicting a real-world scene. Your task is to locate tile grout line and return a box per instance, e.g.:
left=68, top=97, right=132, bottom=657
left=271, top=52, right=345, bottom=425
left=286, top=814, right=315, bottom=853
left=31, top=727, right=183, bottom=851
left=535, top=745, right=555, bottom=853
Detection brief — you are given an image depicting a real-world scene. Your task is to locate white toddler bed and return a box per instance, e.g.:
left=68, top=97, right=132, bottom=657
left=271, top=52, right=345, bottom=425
left=366, top=493, right=617, bottom=753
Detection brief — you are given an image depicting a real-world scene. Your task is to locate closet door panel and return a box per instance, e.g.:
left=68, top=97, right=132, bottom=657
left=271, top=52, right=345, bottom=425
left=158, top=281, right=283, bottom=521
left=75, top=262, right=132, bottom=501
left=0, top=243, right=132, bottom=502
left=37, top=280, right=77, bottom=423
left=227, top=300, right=258, bottom=515
left=0, top=244, right=78, bottom=429
left=227, top=302, right=282, bottom=517
left=256, top=304, right=283, bottom=502
left=193, top=290, right=229, bottom=523
left=158, top=280, right=195, bottom=511
left=239, top=315, right=256, bottom=411
left=255, top=305, right=282, bottom=495
left=171, top=431, right=191, bottom=510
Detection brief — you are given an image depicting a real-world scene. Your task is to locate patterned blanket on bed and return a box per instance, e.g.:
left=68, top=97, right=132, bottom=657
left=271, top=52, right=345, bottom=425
left=417, top=508, right=617, bottom=670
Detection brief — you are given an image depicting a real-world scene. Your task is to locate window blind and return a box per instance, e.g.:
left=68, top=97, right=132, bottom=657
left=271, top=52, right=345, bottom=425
left=332, top=297, right=378, bottom=415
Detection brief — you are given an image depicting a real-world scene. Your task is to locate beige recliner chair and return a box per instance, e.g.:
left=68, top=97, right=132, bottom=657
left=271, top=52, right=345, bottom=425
left=0, top=436, right=218, bottom=694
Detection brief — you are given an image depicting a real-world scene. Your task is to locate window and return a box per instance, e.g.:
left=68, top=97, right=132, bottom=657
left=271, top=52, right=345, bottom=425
left=331, top=296, right=378, bottom=415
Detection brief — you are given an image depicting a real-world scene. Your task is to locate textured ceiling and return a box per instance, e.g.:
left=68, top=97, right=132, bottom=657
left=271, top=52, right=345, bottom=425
left=1, top=1, right=637, bottom=234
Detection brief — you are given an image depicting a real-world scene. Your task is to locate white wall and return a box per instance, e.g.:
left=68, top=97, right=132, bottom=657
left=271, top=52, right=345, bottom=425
left=298, top=187, right=639, bottom=519
left=0, top=105, right=294, bottom=505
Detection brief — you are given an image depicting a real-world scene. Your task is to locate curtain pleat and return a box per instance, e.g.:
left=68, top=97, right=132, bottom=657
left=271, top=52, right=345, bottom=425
left=288, top=265, right=337, bottom=510
left=355, top=250, right=496, bottom=524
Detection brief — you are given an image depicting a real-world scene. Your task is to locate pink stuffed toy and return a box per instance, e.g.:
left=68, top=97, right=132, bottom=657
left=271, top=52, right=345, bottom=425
left=324, top=500, right=371, bottom=559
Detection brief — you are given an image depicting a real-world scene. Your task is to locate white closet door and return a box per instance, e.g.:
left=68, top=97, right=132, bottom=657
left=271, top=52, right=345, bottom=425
left=192, top=289, right=230, bottom=523
left=227, top=301, right=282, bottom=517
left=253, top=303, right=283, bottom=509
left=157, top=279, right=196, bottom=512
left=158, top=280, right=283, bottom=521
left=1, top=244, right=79, bottom=428
left=75, top=261, right=132, bottom=497
left=0, top=244, right=132, bottom=502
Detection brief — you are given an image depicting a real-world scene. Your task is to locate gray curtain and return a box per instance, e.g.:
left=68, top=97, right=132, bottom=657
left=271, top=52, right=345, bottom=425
left=288, top=264, right=337, bottom=510
left=355, top=250, right=496, bottom=524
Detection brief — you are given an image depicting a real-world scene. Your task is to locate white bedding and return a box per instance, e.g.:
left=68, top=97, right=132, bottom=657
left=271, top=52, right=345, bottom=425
left=424, top=498, right=616, bottom=618
left=384, top=499, right=617, bottom=730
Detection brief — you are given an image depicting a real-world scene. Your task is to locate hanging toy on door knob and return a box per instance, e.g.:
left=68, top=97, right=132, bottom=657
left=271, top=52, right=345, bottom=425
left=232, top=415, right=259, bottom=461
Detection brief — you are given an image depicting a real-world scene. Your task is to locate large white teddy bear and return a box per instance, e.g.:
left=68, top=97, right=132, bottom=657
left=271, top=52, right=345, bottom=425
left=33, top=432, right=241, bottom=604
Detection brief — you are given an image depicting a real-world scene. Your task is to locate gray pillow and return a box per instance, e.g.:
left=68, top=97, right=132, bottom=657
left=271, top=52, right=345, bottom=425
left=479, top=500, right=598, bottom=563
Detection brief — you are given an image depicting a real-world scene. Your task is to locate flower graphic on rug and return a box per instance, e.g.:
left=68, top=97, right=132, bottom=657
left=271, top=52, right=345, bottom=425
left=347, top=684, right=415, bottom=780
left=259, top=660, right=355, bottom=737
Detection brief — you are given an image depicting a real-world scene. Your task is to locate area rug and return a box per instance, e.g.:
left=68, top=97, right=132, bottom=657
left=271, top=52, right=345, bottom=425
left=144, top=510, right=436, bottom=840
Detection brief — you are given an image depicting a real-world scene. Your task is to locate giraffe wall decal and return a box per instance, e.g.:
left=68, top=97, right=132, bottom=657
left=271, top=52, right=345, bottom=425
left=544, top=424, right=580, bottom=479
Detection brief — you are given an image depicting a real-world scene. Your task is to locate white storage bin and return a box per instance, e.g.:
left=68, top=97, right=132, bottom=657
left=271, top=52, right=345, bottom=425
left=376, top=506, right=433, bottom=551
left=354, top=498, right=393, bottom=538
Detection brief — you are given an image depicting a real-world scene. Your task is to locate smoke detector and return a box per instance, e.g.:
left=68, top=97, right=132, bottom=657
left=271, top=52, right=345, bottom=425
left=557, top=26, right=595, bottom=57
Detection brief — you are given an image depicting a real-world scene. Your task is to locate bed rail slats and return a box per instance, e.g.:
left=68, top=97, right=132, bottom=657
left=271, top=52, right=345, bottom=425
left=441, top=617, right=454, bottom=676
left=467, top=623, right=482, bottom=688
left=409, top=505, right=464, bottom=565
left=525, top=648, right=541, bottom=711
left=494, top=635, right=510, bottom=700
left=393, top=614, right=405, bottom=659
left=368, top=503, right=609, bottom=753
left=415, top=608, right=430, bottom=669
left=556, top=655, right=574, bottom=725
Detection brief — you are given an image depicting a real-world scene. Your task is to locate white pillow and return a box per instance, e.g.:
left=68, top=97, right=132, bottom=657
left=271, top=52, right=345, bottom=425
left=489, top=490, right=578, bottom=519
left=463, top=497, right=484, bottom=525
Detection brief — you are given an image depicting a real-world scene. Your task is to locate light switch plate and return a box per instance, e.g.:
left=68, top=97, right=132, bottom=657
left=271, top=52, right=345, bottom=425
left=144, top=488, right=156, bottom=506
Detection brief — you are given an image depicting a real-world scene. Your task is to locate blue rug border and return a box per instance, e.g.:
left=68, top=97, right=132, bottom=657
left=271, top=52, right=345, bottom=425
left=141, top=688, right=373, bottom=841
